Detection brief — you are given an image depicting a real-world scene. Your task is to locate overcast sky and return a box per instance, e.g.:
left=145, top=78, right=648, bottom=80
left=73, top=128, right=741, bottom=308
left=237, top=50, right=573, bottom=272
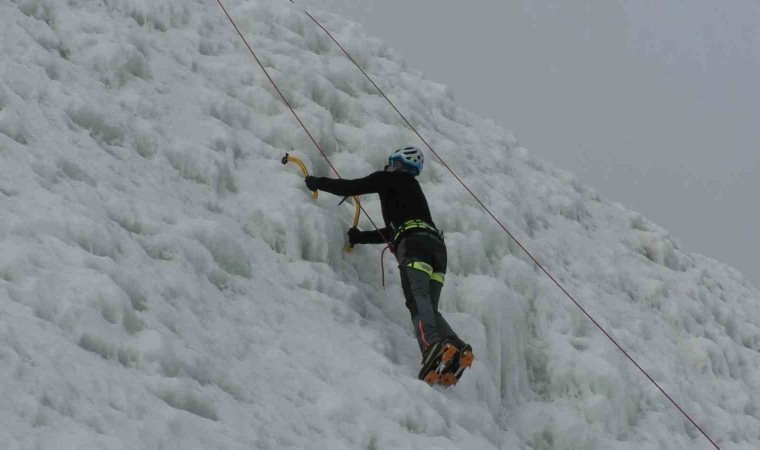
left=306, top=0, right=760, bottom=288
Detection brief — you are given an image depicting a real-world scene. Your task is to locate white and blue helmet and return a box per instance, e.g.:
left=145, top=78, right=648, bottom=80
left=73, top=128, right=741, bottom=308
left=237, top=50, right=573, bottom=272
left=388, top=145, right=424, bottom=175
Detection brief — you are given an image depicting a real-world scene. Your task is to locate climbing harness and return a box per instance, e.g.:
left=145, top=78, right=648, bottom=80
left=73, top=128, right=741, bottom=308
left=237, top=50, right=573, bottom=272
left=392, top=219, right=443, bottom=246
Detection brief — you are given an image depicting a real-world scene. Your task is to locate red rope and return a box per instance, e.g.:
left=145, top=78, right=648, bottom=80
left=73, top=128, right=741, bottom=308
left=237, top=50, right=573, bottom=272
left=214, top=0, right=393, bottom=251
left=380, top=244, right=392, bottom=289
left=294, top=5, right=721, bottom=450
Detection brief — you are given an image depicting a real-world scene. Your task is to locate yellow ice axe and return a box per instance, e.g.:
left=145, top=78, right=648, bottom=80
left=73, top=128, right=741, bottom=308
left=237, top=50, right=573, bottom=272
left=282, top=153, right=318, bottom=200
left=338, top=194, right=362, bottom=253
left=282, top=153, right=361, bottom=253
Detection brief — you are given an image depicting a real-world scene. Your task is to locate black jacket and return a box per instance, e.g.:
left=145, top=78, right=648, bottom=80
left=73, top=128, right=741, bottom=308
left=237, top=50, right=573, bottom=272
left=312, top=171, right=437, bottom=244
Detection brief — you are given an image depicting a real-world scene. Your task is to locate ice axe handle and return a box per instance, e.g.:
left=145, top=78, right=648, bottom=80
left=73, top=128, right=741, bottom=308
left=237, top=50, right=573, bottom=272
left=282, top=153, right=317, bottom=200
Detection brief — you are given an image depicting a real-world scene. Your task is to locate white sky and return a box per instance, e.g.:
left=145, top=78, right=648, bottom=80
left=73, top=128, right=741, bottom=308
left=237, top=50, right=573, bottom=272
left=307, top=0, right=760, bottom=288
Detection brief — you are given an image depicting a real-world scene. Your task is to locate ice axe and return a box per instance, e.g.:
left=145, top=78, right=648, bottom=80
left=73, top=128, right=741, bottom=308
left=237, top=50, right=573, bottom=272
left=282, top=153, right=318, bottom=200
left=338, top=195, right=362, bottom=253
left=282, top=153, right=361, bottom=253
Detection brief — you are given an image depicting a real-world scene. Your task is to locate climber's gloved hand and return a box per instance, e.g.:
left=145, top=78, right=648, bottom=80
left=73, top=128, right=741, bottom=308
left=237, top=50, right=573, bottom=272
left=304, top=176, right=321, bottom=192
left=347, top=227, right=363, bottom=246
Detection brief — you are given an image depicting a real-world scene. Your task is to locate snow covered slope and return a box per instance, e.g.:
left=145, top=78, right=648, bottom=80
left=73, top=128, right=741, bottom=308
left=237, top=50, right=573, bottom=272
left=1, top=0, right=759, bottom=448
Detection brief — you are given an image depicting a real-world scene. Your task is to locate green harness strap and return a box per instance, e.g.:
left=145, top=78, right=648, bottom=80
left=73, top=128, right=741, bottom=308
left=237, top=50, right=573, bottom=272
left=393, top=219, right=439, bottom=242
left=399, top=220, right=445, bottom=284
left=406, top=261, right=445, bottom=284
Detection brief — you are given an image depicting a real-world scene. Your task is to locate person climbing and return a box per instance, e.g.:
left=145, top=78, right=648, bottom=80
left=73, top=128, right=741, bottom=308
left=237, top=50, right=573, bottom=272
left=304, top=146, right=474, bottom=387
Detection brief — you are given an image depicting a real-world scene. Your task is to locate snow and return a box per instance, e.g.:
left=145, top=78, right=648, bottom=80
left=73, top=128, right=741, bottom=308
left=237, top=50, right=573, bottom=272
left=1, top=0, right=759, bottom=448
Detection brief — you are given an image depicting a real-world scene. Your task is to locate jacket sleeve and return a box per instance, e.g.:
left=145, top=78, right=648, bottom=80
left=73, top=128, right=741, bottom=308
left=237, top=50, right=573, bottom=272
left=357, top=227, right=393, bottom=245
left=314, top=172, right=383, bottom=197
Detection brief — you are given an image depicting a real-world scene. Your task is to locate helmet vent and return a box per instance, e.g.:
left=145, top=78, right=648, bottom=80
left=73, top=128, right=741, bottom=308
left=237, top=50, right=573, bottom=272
left=388, top=145, right=424, bottom=175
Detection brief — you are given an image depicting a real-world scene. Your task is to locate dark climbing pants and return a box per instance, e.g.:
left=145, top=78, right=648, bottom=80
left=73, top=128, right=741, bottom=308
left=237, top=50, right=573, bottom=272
left=395, top=232, right=458, bottom=353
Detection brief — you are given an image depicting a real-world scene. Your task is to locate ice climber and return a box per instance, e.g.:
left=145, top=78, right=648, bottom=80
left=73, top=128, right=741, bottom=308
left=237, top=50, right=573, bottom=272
left=304, top=146, right=474, bottom=386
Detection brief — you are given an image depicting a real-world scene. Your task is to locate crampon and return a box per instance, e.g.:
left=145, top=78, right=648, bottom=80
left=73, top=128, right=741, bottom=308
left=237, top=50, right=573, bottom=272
left=419, top=340, right=474, bottom=388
